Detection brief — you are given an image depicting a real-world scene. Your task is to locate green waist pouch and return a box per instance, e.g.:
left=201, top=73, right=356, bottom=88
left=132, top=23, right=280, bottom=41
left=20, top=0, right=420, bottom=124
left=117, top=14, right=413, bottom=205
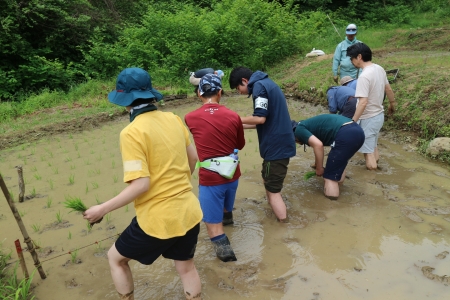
left=196, top=156, right=239, bottom=179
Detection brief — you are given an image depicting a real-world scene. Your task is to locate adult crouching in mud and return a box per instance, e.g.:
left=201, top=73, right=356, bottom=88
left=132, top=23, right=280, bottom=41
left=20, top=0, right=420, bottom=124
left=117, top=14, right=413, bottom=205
left=83, top=68, right=203, bottom=300
left=185, top=74, right=245, bottom=262
left=230, top=66, right=296, bottom=223
left=292, top=114, right=365, bottom=200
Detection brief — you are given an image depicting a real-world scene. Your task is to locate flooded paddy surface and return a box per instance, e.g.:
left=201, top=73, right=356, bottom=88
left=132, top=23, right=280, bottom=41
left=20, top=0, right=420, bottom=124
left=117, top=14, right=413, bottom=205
left=1, top=96, right=449, bottom=299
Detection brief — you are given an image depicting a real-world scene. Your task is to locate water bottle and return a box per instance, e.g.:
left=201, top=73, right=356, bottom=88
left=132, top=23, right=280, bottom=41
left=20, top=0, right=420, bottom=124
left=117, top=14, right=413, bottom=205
left=229, top=149, right=239, bottom=160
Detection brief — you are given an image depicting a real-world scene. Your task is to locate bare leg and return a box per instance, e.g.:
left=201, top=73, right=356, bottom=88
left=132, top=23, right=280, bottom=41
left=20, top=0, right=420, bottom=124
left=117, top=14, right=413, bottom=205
left=174, top=259, right=202, bottom=300
left=324, top=178, right=340, bottom=199
left=338, top=169, right=346, bottom=184
left=265, top=190, right=287, bottom=220
left=364, top=153, right=378, bottom=170
left=204, top=222, right=224, bottom=239
left=107, top=244, right=134, bottom=297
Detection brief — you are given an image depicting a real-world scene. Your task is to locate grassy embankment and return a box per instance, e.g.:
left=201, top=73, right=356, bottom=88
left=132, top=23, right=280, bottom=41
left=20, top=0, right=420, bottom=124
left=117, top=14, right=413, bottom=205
left=0, top=12, right=449, bottom=162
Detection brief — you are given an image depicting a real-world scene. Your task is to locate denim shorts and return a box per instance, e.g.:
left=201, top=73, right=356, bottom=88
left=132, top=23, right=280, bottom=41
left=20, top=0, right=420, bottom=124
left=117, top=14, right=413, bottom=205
left=115, top=217, right=200, bottom=265
left=198, top=180, right=239, bottom=223
left=324, top=122, right=365, bottom=181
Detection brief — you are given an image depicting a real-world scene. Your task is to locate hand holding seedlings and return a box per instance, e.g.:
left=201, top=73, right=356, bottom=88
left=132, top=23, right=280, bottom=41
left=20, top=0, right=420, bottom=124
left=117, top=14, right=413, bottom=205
left=63, top=197, right=103, bottom=226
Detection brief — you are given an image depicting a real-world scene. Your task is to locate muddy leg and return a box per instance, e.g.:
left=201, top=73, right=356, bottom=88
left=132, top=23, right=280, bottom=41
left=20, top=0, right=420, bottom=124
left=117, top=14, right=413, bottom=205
left=364, top=153, right=378, bottom=170
left=174, top=259, right=202, bottom=299
left=324, top=179, right=339, bottom=200
left=266, top=190, right=287, bottom=220
left=108, top=244, right=134, bottom=297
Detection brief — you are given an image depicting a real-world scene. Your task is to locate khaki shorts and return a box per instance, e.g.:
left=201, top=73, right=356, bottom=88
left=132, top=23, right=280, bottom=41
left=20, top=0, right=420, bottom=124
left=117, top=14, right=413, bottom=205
left=261, top=158, right=290, bottom=193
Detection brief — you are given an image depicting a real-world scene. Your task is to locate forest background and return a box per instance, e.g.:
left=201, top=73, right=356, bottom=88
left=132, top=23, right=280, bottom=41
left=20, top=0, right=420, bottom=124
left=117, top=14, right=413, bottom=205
left=0, top=0, right=449, bottom=151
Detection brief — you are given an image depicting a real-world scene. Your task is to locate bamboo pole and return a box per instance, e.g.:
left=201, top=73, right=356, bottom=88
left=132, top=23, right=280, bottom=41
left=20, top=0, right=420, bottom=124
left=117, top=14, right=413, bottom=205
left=326, top=14, right=342, bottom=39
left=16, top=166, right=25, bottom=203
left=0, top=174, right=46, bottom=279
left=14, top=239, right=29, bottom=279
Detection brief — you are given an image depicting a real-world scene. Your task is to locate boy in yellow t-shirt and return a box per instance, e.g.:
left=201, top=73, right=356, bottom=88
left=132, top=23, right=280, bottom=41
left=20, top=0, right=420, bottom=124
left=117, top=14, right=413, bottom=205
left=83, top=68, right=203, bottom=300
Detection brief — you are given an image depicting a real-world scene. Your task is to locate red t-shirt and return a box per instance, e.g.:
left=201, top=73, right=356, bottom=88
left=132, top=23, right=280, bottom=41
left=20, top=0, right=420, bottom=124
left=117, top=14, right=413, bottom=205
left=185, top=103, right=245, bottom=186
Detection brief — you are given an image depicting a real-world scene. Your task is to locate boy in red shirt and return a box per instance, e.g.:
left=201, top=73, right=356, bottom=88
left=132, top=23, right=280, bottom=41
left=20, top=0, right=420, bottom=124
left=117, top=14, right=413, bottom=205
left=185, top=74, right=245, bottom=262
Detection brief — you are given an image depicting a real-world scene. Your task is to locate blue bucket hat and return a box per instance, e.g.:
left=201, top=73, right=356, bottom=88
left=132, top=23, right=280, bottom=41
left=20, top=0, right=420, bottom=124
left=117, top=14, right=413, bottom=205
left=198, top=74, right=222, bottom=96
left=345, top=24, right=357, bottom=35
left=108, top=68, right=163, bottom=106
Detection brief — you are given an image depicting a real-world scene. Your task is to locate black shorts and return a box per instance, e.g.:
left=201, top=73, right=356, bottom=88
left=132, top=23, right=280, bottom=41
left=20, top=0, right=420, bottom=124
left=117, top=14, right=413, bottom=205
left=115, top=217, right=200, bottom=265
left=261, top=158, right=290, bottom=193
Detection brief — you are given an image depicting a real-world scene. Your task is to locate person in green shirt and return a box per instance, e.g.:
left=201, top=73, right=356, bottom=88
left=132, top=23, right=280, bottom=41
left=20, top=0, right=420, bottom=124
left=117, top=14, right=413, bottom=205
left=292, top=114, right=365, bottom=199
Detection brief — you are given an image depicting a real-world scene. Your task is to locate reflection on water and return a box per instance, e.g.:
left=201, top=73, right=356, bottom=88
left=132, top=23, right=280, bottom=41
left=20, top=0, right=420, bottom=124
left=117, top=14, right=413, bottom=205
left=0, top=97, right=449, bottom=299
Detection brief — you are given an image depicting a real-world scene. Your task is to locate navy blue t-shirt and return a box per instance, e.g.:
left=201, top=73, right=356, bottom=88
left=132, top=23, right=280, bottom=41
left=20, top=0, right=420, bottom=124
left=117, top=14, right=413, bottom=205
left=247, top=71, right=296, bottom=160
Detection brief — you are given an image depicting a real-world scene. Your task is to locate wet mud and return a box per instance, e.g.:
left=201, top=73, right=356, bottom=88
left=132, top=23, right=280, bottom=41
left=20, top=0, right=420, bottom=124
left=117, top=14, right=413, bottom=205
left=0, top=96, right=449, bottom=299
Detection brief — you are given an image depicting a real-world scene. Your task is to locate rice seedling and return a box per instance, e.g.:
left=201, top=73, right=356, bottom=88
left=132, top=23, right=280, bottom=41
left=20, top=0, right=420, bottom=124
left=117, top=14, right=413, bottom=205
left=52, top=167, right=59, bottom=174
left=64, top=196, right=87, bottom=212
left=17, top=153, right=22, bottom=159
left=102, top=139, right=105, bottom=144
left=75, top=143, right=79, bottom=151
left=56, top=210, right=63, bottom=223
left=111, top=160, right=116, bottom=168
left=91, top=181, right=99, bottom=189
left=19, top=210, right=26, bottom=217
left=125, top=205, right=129, bottom=212
left=46, top=197, right=53, bottom=208
left=304, top=171, right=316, bottom=181
left=70, top=249, right=78, bottom=263
left=105, top=213, right=111, bottom=223
left=90, top=150, right=95, bottom=154
left=96, top=154, right=102, bottom=161
left=84, top=159, right=91, bottom=165
left=31, top=148, right=36, bottom=155
left=48, top=151, right=53, bottom=158
left=77, top=151, right=81, bottom=158
left=85, top=182, right=89, bottom=194
left=70, top=164, right=76, bottom=170
left=47, top=161, right=52, bottom=167
left=21, top=145, right=26, bottom=150
left=86, top=221, right=92, bottom=233
left=68, top=231, right=72, bottom=240
left=110, top=153, right=115, bottom=158
left=193, top=174, right=198, bottom=180
left=40, top=155, right=46, bottom=162
left=30, top=187, right=36, bottom=198
left=23, top=157, right=27, bottom=165
left=113, top=174, right=118, bottom=183
left=94, top=168, right=101, bottom=175
left=65, top=157, right=72, bottom=162
left=31, top=166, right=37, bottom=172
left=47, top=179, right=54, bottom=190
left=31, top=224, right=41, bottom=233
left=69, top=133, right=73, bottom=139
left=68, top=174, right=75, bottom=185
left=33, top=173, right=42, bottom=180
left=84, top=138, right=88, bottom=142
left=56, top=137, right=60, bottom=142
left=95, top=194, right=100, bottom=204
left=24, top=178, right=30, bottom=185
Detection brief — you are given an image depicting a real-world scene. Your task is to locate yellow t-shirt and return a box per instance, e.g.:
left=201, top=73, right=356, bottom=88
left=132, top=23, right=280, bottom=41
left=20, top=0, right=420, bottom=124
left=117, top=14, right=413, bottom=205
left=120, top=111, right=202, bottom=239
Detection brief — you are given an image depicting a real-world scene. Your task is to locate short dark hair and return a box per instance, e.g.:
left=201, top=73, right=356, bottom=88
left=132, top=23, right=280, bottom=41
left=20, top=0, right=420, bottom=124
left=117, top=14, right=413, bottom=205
left=200, top=89, right=222, bottom=98
left=229, top=66, right=253, bottom=89
left=346, top=42, right=372, bottom=62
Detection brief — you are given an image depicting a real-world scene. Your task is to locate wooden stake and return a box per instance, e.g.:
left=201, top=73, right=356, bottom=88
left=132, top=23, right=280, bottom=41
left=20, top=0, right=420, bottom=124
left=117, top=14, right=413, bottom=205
left=14, top=239, right=29, bottom=279
left=16, top=166, right=25, bottom=203
left=0, top=174, right=46, bottom=279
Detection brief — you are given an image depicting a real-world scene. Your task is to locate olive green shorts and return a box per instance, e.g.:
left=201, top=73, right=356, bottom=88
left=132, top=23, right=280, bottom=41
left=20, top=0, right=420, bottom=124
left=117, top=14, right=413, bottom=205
left=261, top=158, right=290, bottom=193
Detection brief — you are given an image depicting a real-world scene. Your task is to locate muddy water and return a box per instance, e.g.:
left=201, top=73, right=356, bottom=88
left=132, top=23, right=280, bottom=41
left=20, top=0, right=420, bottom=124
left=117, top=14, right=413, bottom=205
left=1, top=96, right=449, bottom=300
